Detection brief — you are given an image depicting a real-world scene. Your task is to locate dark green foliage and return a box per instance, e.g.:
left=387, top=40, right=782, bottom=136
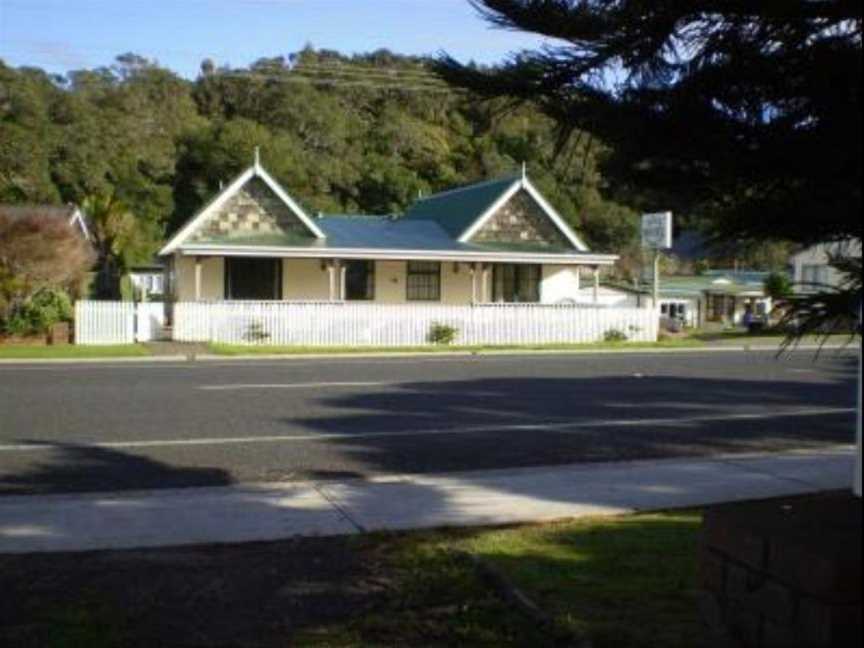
left=0, top=49, right=638, bottom=256
left=428, top=322, right=459, bottom=345
left=4, top=288, right=72, bottom=336
left=438, top=1, right=862, bottom=248
left=763, top=272, right=793, bottom=301
left=603, top=328, right=628, bottom=342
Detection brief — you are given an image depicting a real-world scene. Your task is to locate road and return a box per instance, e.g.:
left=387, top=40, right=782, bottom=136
left=0, top=349, right=857, bottom=496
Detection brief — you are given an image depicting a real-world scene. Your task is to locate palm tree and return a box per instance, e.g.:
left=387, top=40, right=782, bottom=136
left=81, top=192, right=142, bottom=299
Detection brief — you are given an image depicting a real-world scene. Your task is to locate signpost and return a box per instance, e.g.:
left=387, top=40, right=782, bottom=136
left=641, top=212, right=673, bottom=307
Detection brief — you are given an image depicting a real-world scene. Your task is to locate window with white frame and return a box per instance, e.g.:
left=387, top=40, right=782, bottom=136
left=492, top=264, right=541, bottom=303
left=406, top=261, right=441, bottom=301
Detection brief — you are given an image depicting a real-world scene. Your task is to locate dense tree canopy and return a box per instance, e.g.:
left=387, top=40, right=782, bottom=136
left=0, top=47, right=643, bottom=261
left=437, top=0, right=862, bottom=248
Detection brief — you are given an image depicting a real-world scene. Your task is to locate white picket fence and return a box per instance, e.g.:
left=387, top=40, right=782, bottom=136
left=75, top=301, right=136, bottom=345
left=75, top=301, right=167, bottom=345
left=173, top=301, right=658, bottom=346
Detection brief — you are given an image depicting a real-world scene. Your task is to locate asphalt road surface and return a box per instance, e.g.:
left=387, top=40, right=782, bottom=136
left=0, top=349, right=858, bottom=496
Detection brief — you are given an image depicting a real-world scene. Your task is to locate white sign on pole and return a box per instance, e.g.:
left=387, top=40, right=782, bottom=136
left=641, top=212, right=673, bottom=249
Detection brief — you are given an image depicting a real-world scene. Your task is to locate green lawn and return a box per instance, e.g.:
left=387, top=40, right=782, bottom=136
left=296, top=511, right=704, bottom=647
left=208, top=338, right=705, bottom=356
left=691, top=330, right=856, bottom=347
left=0, top=344, right=151, bottom=359
left=6, top=511, right=704, bottom=647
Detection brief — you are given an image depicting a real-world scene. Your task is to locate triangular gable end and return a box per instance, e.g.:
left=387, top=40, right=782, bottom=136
left=68, top=207, right=91, bottom=240
left=160, top=164, right=324, bottom=256
left=458, top=177, right=588, bottom=251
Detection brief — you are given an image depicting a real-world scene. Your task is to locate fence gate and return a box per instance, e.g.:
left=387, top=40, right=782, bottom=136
left=134, top=302, right=166, bottom=342
left=75, top=301, right=166, bottom=345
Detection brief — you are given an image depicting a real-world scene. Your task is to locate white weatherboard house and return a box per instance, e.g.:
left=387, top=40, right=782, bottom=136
left=139, top=159, right=657, bottom=347
left=791, top=239, right=862, bottom=293
left=161, top=160, right=616, bottom=304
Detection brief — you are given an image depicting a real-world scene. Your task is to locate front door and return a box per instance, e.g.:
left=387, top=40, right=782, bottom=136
left=225, top=258, right=282, bottom=300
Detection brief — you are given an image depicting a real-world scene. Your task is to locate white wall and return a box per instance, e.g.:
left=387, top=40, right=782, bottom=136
left=441, top=262, right=475, bottom=304
left=659, top=297, right=701, bottom=328
left=283, top=259, right=330, bottom=300
left=175, top=255, right=224, bottom=301
left=541, top=267, right=644, bottom=307
left=541, top=266, right=581, bottom=303
left=791, top=240, right=861, bottom=293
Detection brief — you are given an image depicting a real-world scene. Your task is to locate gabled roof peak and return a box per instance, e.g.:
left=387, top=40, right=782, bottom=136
left=159, top=162, right=325, bottom=256
left=403, top=172, right=587, bottom=251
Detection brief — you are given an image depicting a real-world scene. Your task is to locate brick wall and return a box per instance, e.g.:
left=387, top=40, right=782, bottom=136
left=699, top=495, right=861, bottom=647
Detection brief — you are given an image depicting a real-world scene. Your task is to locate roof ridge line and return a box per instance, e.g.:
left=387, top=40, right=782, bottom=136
left=319, top=213, right=391, bottom=219
left=417, top=174, right=521, bottom=202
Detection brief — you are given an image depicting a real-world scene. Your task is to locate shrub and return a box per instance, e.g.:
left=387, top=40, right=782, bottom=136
left=244, top=320, right=271, bottom=343
left=0, top=211, right=94, bottom=321
left=763, top=272, right=793, bottom=300
left=603, top=328, right=628, bottom=342
left=3, top=288, right=73, bottom=336
left=428, top=322, right=458, bottom=345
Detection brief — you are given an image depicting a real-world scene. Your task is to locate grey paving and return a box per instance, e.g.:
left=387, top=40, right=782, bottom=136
left=0, top=448, right=853, bottom=553
left=0, top=349, right=858, bottom=496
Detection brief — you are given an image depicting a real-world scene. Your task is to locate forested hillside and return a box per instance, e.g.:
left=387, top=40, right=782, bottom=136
left=0, top=47, right=639, bottom=265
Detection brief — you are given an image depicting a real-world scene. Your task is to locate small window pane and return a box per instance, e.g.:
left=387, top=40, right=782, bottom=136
left=493, top=264, right=540, bottom=303
left=407, top=261, right=441, bottom=301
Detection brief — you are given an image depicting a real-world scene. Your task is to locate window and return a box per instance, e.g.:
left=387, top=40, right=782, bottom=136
left=492, top=264, right=541, bottom=303
left=146, top=274, right=164, bottom=294
left=345, top=261, right=375, bottom=300
left=801, top=264, right=828, bottom=287
left=406, top=261, right=441, bottom=301
left=225, top=258, right=282, bottom=300
left=708, top=294, right=724, bottom=321
left=662, top=302, right=687, bottom=319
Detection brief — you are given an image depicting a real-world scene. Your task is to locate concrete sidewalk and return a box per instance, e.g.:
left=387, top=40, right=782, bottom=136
left=0, top=447, right=854, bottom=554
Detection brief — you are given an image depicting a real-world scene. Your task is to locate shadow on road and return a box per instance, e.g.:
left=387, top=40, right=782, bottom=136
left=0, top=441, right=233, bottom=496
left=285, top=372, right=857, bottom=475
left=0, top=363, right=856, bottom=496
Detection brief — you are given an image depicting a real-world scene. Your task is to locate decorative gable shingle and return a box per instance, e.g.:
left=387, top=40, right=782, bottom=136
left=468, top=189, right=570, bottom=248
left=190, top=177, right=315, bottom=243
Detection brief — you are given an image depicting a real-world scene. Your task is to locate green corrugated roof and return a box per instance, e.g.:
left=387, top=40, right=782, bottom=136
left=179, top=170, right=599, bottom=258
left=402, top=174, right=521, bottom=238
left=193, top=214, right=582, bottom=255
left=605, top=274, right=772, bottom=298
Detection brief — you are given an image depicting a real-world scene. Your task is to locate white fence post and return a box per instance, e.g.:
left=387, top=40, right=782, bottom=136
left=170, top=301, right=659, bottom=347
